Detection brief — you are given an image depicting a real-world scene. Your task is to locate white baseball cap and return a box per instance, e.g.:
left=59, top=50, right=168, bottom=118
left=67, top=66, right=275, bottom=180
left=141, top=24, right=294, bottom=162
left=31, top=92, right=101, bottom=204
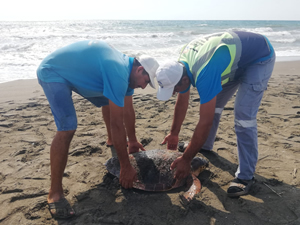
left=156, top=61, right=183, bottom=101
left=137, top=55, right=159, bottom=89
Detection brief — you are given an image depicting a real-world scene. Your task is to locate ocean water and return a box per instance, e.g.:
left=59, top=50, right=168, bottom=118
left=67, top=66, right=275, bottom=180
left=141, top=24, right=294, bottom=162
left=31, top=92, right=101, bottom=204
left=1, top=20, right=300, bottom=84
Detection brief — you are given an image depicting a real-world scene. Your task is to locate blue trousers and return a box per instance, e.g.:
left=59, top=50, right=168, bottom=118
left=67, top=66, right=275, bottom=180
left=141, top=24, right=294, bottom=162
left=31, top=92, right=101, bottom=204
left=202, top=54, right=276, bottom=180
left=38, top=79, right=109, bottom=131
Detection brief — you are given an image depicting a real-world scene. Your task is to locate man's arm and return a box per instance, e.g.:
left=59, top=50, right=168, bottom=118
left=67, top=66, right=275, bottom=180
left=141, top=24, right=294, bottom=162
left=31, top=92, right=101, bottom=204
left=161, top=90, right=190, bottom=149
left=109, top=99, right=136, bottom=188
left=123, top=95, right=137, bottom=142
left=171, top=96, right=216, bottom=179
left=123, top=95, right=145, bottom=153
left=171, top=90, right=190, bottom=135
left=183, top=96, right=216, bottom=160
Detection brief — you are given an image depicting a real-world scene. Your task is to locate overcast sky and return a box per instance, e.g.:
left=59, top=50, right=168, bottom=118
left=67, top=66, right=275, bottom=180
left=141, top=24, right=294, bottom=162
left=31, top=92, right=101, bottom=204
left=1, top=0, right=299, bottom=21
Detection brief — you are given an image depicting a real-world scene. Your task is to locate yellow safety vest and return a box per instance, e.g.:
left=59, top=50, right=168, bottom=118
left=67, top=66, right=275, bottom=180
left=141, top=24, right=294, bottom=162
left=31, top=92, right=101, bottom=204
left=178, top=32, right=242, bottom=85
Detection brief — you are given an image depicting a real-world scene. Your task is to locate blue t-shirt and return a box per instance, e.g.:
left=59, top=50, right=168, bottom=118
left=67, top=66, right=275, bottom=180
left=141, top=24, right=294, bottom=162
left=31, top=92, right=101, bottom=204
left=37, top=40, right=134, bottom=107
left=180, top=31, right=274, bottom=104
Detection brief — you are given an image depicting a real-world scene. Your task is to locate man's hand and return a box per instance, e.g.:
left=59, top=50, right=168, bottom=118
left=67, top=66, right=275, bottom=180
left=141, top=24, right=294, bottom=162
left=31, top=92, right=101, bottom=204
left=128, top=141, right=145, bottom=154
left=161, top=133, right=179, bottom=150
left=170, top=156, right=191, bottom=180
left=119, top=164, right=137, bottom=189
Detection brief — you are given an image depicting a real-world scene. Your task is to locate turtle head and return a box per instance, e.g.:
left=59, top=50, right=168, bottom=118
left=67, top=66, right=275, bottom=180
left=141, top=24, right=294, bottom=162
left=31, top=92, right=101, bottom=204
left=105, top=157, right=121, bottom=177
left=191, top=157, right=209, bottom=176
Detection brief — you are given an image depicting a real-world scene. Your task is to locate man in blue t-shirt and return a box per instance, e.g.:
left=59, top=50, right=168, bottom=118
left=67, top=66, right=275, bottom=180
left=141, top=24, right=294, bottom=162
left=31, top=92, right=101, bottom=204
left=155, top=31, right=275, bottom=198
left=37, top=40, right=159, bottom=219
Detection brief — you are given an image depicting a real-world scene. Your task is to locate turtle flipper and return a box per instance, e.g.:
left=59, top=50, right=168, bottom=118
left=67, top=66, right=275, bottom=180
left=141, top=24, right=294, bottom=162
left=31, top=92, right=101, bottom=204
left=180, top=174, right=201, bottom=205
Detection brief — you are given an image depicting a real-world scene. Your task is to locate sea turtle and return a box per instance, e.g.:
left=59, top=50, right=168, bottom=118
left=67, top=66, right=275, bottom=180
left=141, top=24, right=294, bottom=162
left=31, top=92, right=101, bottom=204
left=105, top=149, right=209, bottom=203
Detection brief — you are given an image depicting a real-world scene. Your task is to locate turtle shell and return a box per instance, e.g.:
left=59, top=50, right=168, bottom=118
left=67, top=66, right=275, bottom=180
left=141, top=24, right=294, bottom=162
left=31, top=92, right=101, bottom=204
left=105, top=149, right=207, bottom=192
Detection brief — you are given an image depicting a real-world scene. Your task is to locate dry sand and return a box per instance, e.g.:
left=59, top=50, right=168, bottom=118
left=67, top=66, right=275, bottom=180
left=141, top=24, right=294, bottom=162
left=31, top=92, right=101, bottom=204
left=0, top=60, right=300, bottom=225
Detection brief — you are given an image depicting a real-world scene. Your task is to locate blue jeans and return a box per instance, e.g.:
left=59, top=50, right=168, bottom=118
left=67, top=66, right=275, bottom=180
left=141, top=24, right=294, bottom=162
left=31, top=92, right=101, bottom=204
left=38, top=79, right=108, bottom=131
left=202, top=53, right=276, bottom=180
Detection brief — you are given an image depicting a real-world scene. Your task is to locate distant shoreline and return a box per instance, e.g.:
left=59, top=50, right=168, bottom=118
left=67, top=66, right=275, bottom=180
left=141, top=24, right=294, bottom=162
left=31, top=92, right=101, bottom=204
left=1, top=19, right=300, bottom=22
left=276, top=56, right=300, bottom=62
left=1, top=57, right=299, bottom=85
left=1, top=60, right=299, bottom=104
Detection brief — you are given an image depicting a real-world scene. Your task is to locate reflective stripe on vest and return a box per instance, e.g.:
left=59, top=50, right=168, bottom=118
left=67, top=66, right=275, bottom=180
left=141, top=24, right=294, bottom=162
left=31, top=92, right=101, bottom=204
left=178, top=32, right=242, bottom=86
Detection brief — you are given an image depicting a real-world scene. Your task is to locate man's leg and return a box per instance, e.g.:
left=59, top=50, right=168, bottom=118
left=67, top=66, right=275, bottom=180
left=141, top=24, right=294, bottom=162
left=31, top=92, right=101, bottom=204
left=84, top=96, right=111, bottom=146
left=202, top=80, right=240, bottom=150
left=227, top=56, right=275, bottom=197
left=38, top=79, right=77, bottom=217
left=48, top=130, right=76, bottom=203
left=234, top=55, right=275, bottom=180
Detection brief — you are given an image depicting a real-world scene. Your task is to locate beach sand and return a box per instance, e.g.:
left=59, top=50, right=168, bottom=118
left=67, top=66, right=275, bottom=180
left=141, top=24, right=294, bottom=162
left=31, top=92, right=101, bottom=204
left=0, top=60, right=300, bottom=225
